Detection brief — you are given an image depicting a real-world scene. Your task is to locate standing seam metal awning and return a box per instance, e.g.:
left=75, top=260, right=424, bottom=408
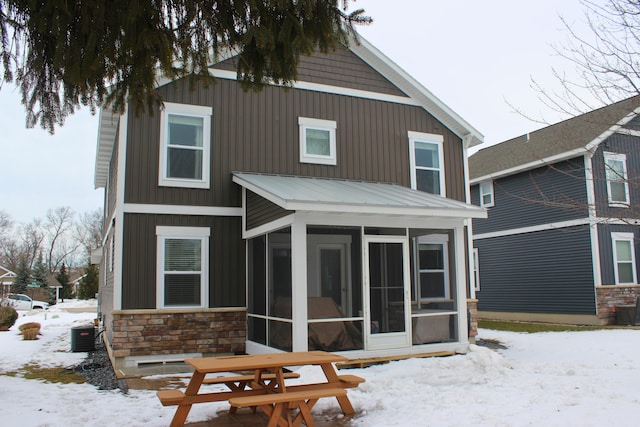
left=232, top=172, right=487, bottom=219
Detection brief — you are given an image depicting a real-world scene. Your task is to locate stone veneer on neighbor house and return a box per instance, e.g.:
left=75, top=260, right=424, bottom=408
left=109, top=309, right=246, bottom=362
left=467, top=299, right=478, bottom=343
left=595, top=285, right=640, bottom=323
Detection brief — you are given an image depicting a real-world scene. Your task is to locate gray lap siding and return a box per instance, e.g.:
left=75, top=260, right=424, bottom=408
left=472, top=159, right=588, bottom=235
left=475, top=226, right=596, bottom=314
left=121, top=213, right=245, bottom=310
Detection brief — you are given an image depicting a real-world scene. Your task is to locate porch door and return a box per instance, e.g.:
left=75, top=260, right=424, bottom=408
left=364, top=236, right=411, bottom=350
left=307, top=235, right=351, bottom=316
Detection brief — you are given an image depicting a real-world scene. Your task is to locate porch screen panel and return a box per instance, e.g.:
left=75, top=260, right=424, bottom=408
left=248, top=236, right=266, bottom=315
left=368, top=242, right=406, bottom=334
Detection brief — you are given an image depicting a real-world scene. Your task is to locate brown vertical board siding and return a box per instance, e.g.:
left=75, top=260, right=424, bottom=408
left=121, top=214, right=245, bottom=309
left=246, top=190, right=290, bottom=230
left=107, top=133, right=119, bottom=220
left=213, top=45, right=406, bottom=97
left=296, top=46, right=407, bottom=97
left=124, top=68, right=467, bottom=210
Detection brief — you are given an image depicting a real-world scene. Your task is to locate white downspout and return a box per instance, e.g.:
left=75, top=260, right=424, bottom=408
left=462, top=135, right=477, bottom=299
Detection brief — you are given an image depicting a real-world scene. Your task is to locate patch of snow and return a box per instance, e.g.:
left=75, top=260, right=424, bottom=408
left=1, top=309, right=639, bottom=427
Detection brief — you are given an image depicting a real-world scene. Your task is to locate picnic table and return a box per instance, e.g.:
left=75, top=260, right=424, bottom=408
left=157, top=351, right=365, bottom=427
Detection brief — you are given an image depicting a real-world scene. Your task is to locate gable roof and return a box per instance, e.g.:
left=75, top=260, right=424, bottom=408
left=469, top=96, right=640, bottom=183
left=0, top=265, right=16, bottom=280
left=95, top=33, right=483, bottom=189
left=233, top=172, right=486, bottom=219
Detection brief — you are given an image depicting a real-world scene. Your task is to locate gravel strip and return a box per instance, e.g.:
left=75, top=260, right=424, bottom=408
left=74, top=339, right=128, bottom=393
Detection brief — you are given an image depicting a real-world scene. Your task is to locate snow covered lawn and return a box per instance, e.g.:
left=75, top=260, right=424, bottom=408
left=1, top=303, right=638, bottom=426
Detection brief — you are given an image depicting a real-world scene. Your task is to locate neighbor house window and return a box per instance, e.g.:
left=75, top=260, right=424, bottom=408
left=159, top=102, right=212, bottom=188
left=156, top=226, right=210, bottom=308
left=479, top=181, right=494, bottom=207
left=473, top=248, right=480, bottom=291
left=408, top=131, right=445, bottom=195
left=416, top=235, right=449, bottom=300
left=299, top=117, right=337, bottom=165
left=604, top=152, right=629, bottom=207
left=611, top=232, right=637, bottom=284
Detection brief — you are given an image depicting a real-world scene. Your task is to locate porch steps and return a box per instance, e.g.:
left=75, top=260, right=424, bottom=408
left=336, top=351, right=456, bottom=369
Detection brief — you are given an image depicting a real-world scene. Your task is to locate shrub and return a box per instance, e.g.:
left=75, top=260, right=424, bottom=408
left=19, top=322, right=42, bottom=332
left=0, top=306, right=19, bottom=331
left=21, top=327, right=40, bottom=340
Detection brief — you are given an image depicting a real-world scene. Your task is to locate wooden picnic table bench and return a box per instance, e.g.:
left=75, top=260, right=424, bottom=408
left=229, top=388, right=347, bottom=427
left=156, top=351, right=364, bottom=427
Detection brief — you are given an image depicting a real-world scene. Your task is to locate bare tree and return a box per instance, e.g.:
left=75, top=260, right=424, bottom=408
left=19, top=219, right=46, bottom=269
left=0, top=210, right=11, bottom=235
left=0, top=210, right=13, bottom=267
left=75, top=209, right=104, bottom=262
left=45, top=207, right=79, bottom=272
left=531, top=0, right=640, bottom=118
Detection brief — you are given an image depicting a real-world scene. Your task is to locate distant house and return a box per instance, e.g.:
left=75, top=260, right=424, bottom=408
left=0, top=265, right=16, bottom=297
left=94, top=35, right=486, bottom=374
left=469, top=96, right=640, bottom=325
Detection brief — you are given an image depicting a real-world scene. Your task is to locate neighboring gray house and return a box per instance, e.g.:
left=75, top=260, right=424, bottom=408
left=94, top=35, right=486, bottom=374
left=469, top=96, right=640, bottom=325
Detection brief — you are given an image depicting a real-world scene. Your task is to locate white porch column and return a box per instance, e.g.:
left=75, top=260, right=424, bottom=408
left=454, top=224, right=469, bottom=344
left=290, top=218, right=308, bottom=351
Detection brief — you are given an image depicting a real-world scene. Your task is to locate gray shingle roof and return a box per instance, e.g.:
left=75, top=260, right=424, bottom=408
left=469, top=96, right=640, bottom=181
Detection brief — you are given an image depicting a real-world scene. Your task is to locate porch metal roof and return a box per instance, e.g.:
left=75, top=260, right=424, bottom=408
left=232, top=172, right=487, bottom=219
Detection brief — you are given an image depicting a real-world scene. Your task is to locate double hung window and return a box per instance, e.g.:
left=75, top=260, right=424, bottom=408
left=159, top=103, right=212, bottom=188
left=408, top=131, right=445, bottom=195
left=604, top=152, right=629, bottom=207
left=156, top=226, right=210, bottom=308
left=479, top=181, right=494, bottom=207
left=415, top=235, right=449, bottom=300
left=611, top=232, right=637, bottom=284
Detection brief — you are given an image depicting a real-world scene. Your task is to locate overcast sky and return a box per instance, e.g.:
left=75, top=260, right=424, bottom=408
left=0, top=0, right=593, bottom=223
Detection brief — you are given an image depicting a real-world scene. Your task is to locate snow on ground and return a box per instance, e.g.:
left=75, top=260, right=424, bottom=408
left=1, top=303, right=639, bottom=427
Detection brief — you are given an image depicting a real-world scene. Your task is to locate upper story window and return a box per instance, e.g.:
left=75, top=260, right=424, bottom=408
left=604, top=152, right=629, bottom=207
left=408, top=131, right=445, bottom=195
left=611, top=232, right=637, bottom=284
left=299, top=117, right=337, bottom=165
left=479, top=181, right=494, bottom=207
left=156, top=226, right=210, bottom=309
left=159, top=102, right=212, bottom=189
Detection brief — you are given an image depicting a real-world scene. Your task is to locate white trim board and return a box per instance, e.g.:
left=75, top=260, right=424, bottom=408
left=209, top=68, right=419, bottom=107
left=473, top=218, right=592, bottom=240
left=124, top=203, right=242, bottom=217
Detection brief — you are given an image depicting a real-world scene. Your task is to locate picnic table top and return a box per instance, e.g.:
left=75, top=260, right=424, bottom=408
left=185, top=351, right=348, bottom=373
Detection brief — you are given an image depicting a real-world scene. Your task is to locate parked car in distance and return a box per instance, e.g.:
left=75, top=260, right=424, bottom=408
left=1, top=294, right=49, bottom=310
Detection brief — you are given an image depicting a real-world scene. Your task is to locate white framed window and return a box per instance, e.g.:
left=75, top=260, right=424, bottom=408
left=408, top=131, right=445, bottom=195
left=156, top=226, right=210, bottom=309
left=298, top=117, right=337, bottom=165
left=159, top=102, right=212, bottom=188
left=479, top=181, right=494, bottom=207
left=604, top=152, right=629, bottom=207
left=611, top=232, right=637, bottom=285
left=415, top=234, right=449, bottom=300
left=473, top=248, right=480, bottom=291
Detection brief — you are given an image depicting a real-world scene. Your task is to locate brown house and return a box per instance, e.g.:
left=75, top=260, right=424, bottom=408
left=94, top=35, right=486, bottom=374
